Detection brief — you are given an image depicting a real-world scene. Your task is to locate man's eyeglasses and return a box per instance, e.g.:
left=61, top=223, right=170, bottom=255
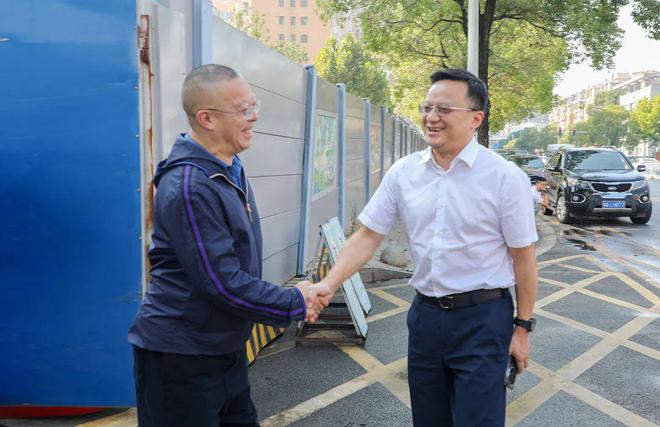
left=419, top=104, right=478, bottom=116
left=199, top=100, right=261, bottom=119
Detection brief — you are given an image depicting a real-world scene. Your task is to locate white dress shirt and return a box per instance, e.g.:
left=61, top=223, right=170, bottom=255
left=530, top=186, right=543, bottom=204
left=358, top=139, right=538, bottom=297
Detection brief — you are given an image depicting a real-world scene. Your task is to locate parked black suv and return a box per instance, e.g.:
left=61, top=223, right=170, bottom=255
left=544, top=148, right=652, bottom=224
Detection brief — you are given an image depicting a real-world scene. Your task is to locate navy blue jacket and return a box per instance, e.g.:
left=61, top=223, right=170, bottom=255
left=129, top=135, right=306, bottom=355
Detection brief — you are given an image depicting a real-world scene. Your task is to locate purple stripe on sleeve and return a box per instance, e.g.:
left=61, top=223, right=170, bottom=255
left=183, top=165, right=304, bottom=318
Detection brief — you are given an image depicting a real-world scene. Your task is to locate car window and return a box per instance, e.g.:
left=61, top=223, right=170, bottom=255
left=525, top=159, right=544, bottom=168
left=565, top=151, right=632, bottom=171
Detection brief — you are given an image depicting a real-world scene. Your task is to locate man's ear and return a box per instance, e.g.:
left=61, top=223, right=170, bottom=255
left=195, top=110, right=215, bottom=131
left=473, top=111, right=485, bottom=129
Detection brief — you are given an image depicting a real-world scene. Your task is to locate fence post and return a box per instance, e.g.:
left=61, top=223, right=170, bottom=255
left=364, top=99, right=371, bottom=204
left=193, top=0, right=213, bottom=66
left=337, top=83, right=346, bottom=229
left=297, top=65, right=317, bottom=276
left=380, top=106, right=386, bottom=181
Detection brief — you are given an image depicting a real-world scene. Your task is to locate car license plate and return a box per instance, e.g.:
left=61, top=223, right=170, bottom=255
left=602, top=201, right=625, bottom=209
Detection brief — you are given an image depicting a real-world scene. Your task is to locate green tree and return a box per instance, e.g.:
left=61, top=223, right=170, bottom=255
left=315, top=35, right=391, bottom=107
left=507, top=125, right=559, bottom=151
left=628, top=96, right=660, bottom=147
left=318, top=0, right=658, bottom=146
left=587, top=104, right=629, bottom=147
left=230, top=8, right=308, bottom=64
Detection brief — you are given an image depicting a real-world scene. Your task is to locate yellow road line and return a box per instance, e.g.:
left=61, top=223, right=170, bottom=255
left=76, top=409, right=136, bottom=427
left=261, top=358, right=408, bottom=427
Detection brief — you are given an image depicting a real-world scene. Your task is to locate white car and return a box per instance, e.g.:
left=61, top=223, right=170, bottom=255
left=631, top=157, right=659, bottom=167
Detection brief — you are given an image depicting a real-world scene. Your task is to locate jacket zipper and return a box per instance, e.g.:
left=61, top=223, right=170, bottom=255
left=209, top=173, right=253, bottom=223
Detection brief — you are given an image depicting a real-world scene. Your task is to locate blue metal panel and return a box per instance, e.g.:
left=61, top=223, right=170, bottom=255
left=0, top=1, right=141, bottom=405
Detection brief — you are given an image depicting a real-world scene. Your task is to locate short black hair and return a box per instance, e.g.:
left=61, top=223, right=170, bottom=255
left=533, top=177, right=547, bottom=183
left=429, top=68, right=489, bottom=113
left=182, top=64, right=240, bottom=117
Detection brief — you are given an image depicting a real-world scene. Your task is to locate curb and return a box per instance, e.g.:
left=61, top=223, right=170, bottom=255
left=535, top=215, right=557, bottom=257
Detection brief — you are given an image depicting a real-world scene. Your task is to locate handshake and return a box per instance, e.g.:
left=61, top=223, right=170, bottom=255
left=295, top=281, right=336, bottom=323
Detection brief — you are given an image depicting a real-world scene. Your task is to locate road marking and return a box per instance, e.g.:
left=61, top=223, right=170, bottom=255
left=76, top=409, right=136, bottom=427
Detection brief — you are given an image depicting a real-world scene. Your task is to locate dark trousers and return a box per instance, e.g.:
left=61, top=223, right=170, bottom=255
left=133, top=346, right=259, bottom=427
left=407, top=291, right=514, bottom=427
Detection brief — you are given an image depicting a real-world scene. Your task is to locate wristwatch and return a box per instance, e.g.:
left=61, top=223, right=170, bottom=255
left=513, top=317, right=536, bottom=332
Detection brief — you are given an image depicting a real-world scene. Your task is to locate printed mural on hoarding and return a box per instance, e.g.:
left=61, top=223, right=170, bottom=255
left=313, top=114, right=337, bottom=199
left=370, top=123, right=380, bottom=173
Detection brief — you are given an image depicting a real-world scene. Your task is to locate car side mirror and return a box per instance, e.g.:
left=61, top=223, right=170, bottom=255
left=548, top=166, right=560, bottom=172
left=637, top=164, right=647, bottom=172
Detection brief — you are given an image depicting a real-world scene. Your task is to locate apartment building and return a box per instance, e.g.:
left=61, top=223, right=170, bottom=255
left=213, top=0, right=333, bottom=62
left=549, top=71, right=660, bottom=130
left=616, top=71, right=660, bottom=110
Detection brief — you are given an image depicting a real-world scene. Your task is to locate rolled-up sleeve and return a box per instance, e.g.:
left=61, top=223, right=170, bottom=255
left=500, top=168, right=538, bottom=248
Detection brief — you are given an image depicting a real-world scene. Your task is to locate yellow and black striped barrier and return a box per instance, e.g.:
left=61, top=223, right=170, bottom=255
left=246, top=243, right=332, bottom=364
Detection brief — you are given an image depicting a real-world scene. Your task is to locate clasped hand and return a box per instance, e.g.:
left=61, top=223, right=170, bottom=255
left=295, top=281, right=334, bottom=322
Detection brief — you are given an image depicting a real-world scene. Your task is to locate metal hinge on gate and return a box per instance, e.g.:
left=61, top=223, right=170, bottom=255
left=138, top=15, right=151, bottom=65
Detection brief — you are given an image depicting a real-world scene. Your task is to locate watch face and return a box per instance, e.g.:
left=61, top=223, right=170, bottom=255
left=529, top=317, right=536, bottom=332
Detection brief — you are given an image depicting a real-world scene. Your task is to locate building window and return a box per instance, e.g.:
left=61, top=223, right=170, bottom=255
left=290, top=34, right=296, bottom=42
left=279, top=16, right=284, bottom=24
left=290, top=16, right=296, bottom=25
left=301, top=0, right=307, bottom=6
left=279, top=0, right=284, bottom=6
left=279, top=33, right=285, bottom=41
left=301, top=34, right=308, bottom=43
left=301, top=16, right=308, bottom=25
left=290, top=0, right=295, bottom=6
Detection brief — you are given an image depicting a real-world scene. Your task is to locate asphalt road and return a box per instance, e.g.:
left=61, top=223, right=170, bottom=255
left=2, top=183, right=658, bottom=427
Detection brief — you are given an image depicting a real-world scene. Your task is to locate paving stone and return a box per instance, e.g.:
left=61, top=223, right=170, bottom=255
left=362, top=312, right=408, bottom=365
left=289, top=383, right=413, bottom=427
left=505, top=371, right=542, bottom=405
left=575, top=346, right=660, bottom=424
left=539, top=264, right=594, bottom=285
left=542, top=292, right=641, bottom=333
left=363, top=292, right=398, bottom=316
left=629, top=317, right=660, bottom=351
left=585, top=275, right=654, bottom=308
left=536, top=281, right=564, bottom=300
left=379, top=285, right=416, bottom=303
left=557, top=256, right=605, bottom=272
left=530, top=314, right=601, bottom=371
left=250, top=344, right=367, bottom=419
left=516, top=390, right=625, bottom=427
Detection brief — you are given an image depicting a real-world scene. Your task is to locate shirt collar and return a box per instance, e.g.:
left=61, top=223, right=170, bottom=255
left=418, top=137, right=480, bottom=169
left=183, top=132, right=241, bottom=170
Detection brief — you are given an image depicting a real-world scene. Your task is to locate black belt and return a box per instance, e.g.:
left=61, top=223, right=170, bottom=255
left=416, top=288, right=509, bottom=310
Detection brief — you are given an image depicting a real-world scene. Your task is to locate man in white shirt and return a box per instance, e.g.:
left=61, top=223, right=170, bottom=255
left=308, top=69, right=538, bottom=426
left=531, top=177, right=549, bottom=214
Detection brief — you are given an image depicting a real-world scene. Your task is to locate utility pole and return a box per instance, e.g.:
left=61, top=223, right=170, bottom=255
left=467, top=0, right=479, bottom=75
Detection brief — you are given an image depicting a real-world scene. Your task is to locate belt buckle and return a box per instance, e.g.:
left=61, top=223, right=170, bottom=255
left=439, top=295, right=455, bottom=309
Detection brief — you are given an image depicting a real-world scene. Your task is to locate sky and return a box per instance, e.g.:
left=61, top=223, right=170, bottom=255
left=554, top=4, right=660, bottom=98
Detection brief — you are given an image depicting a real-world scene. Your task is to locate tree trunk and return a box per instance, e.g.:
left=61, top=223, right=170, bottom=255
left=476, top=0, right=496, bottom=148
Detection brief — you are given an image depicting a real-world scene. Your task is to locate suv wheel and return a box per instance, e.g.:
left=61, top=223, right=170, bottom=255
left=630, top=204, right=652, bottom=225
left=556, top=193, right=573, bottom=224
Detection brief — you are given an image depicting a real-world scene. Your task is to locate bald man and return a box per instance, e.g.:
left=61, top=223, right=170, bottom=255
left=128, top=65, right=328, bottom=427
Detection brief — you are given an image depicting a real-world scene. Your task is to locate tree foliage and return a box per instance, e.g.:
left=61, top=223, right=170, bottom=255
left=231, top=8, right=308, bottom=64
left=628, top=95, right=660, bottom=147
left=315, top=35, right=391, bottom=107
left=318, top=0, right=657, bottom=146
left=506, top=125, right=558, bottom=151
